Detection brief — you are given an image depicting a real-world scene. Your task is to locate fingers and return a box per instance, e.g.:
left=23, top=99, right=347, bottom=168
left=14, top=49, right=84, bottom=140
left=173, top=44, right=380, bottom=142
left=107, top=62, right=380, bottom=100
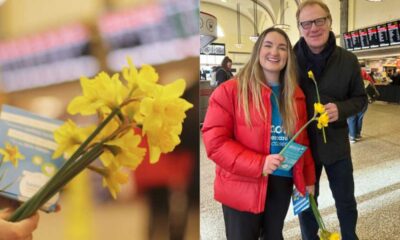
left=0, top=198, right=19, bottom=210
left=22, top=234, right=33, bottom=240
left=14, top=212, right=39, bottom=237
left=0, top=208, right=13, bottom=219
left=324, top=103, right=339, bottom=122
left=306, top=185, right=315, bottom=196
left=263, top=155, right=285, bottom=175
left=0, top=209, right=39, bottom=240
left=55, top=204, right=62, bottom=212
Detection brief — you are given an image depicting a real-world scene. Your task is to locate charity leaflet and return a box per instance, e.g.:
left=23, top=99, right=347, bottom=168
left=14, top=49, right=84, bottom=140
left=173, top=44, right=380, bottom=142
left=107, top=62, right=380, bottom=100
left=292, top=188, right=310, bottom=215
left=0, top=105, right=64, bottom=212
left=277, top=141, right=307, bottom=171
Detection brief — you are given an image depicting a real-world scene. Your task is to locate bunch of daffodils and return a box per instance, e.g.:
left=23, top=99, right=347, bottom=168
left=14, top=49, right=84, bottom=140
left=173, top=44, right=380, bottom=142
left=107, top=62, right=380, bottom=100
left=308, top=71, right=328, bottom=143
left=8, top=58, right=193, bottom=222
left=309, top=194, right=340, bottom=240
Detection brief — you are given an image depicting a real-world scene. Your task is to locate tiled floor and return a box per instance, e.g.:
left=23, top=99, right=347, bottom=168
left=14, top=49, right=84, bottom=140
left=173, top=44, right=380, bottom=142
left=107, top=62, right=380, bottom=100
left=200, top=101, right=400, bottom=240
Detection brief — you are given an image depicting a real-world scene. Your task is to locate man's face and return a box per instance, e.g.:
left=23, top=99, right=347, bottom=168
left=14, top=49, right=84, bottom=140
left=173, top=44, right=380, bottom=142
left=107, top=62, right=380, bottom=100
left=298, top=4, right=331, bottom=54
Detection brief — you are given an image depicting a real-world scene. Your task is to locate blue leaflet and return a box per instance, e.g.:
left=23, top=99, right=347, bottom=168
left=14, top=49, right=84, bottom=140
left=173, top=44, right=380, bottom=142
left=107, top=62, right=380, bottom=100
left=278, top=141, right=307, bottom=171
left=292, top=188, right=310, bottom=215
left=0, top=105, right=64, bottom=212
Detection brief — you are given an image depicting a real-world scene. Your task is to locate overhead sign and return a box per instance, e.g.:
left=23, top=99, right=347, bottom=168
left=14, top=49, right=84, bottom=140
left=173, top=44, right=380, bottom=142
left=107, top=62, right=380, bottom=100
left=200, top=12, right=217, bottom=49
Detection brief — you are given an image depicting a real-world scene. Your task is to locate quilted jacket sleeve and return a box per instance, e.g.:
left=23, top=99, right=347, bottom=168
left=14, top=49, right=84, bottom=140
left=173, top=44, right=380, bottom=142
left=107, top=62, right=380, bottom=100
left=201, top=82, right=266, bottom=178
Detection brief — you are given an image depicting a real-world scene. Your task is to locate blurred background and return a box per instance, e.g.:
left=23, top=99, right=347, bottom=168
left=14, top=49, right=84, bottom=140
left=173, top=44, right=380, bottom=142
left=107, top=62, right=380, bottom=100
left=0, top=0, right=199, bottom=239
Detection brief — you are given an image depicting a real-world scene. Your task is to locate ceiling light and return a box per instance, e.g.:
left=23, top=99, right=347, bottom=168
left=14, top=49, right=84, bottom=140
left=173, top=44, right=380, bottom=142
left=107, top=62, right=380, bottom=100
left=249, top=35, right=259, bottom=43
left=235, top=43, right=243, bottom=49
left=366, top=0, right=383, bottom=2
left=217, top=25, right=224, bottom=38
left=274, top=24, right=290, bottom=31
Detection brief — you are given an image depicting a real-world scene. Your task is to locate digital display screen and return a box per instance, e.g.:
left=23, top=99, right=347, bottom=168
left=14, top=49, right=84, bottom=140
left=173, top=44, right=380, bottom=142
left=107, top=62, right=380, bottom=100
left=367, top=26, right=380, bottom=48
left=343, top=32, right=353, bottom=50
left=344, top=20, right=400, bottom=51
left=387, top=21, right=400, bottom=45
left=351, top=31, right=361, bottom=50
left=377, top=24, right=390, bottom=47
left=358, top=29, right=370, bottom=49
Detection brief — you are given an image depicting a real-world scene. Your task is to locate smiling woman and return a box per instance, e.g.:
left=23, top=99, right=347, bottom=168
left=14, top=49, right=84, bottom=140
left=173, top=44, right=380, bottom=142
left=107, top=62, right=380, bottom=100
left=202, top=27, right=315, bottom=240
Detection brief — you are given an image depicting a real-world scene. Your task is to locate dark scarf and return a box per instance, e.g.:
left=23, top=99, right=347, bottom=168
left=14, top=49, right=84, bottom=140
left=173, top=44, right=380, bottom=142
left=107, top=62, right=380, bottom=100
left=297, top=31, right=336, bottom=80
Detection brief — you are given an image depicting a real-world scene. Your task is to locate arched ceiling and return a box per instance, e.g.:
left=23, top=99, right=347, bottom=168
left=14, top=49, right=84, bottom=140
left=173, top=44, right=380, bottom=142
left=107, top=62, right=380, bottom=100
left=201, top=0, right=300, bottom=26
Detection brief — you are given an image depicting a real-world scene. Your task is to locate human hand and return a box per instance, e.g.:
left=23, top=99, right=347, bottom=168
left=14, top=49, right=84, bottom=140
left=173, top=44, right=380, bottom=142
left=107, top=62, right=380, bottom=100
left=0, top=208, right=39, bottom=240
left=262, top=154, right=284, bottom=176
left=324, top=103, right=338, bottom=122
left=0, top=198, right=18, bottom=209
left=306, top=185, right=315, bottom=196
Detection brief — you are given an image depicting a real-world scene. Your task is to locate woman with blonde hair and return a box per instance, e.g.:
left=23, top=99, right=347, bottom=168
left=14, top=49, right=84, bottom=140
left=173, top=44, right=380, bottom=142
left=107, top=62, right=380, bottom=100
left=202, top=27, right=315, bottom=240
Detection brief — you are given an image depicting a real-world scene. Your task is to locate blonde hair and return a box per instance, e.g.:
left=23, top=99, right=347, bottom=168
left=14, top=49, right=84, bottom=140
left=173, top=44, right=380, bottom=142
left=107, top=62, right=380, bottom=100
left=236, top=27, right=298, bottom=137
left=296, top=0, right=332, bottom=27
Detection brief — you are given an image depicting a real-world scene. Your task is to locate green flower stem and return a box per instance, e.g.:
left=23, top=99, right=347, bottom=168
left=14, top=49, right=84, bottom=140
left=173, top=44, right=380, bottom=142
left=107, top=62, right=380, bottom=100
left=310, top=76, right=327, bottom=144
left=310, top=77, right=321, bottom=103
left=31, top=146, right=103, bottom=216
left=8, top=108, right=121, bottom=222
left=262, top=114, right=317, bottom=177
left=309, top=194, right=326, bottom=230
left=279, top=115, right=317, bottom=155
left=9, top=144, right=103, bottom=222
left=59, top=107, right=121, bottom=174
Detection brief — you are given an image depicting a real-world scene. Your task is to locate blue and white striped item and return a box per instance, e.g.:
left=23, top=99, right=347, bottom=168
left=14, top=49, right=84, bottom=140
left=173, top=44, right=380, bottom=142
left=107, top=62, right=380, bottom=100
left=292, top=189, right=310, bottom=215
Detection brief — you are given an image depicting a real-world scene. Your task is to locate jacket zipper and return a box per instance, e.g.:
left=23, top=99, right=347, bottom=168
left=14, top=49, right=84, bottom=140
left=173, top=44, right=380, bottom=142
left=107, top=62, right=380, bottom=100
left=259, top=88, right=271, bottom=212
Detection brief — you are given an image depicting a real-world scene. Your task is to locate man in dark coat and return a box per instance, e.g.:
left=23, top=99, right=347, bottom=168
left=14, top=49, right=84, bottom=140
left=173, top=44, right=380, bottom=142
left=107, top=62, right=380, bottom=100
left=294, top=1, right=367, bottom=240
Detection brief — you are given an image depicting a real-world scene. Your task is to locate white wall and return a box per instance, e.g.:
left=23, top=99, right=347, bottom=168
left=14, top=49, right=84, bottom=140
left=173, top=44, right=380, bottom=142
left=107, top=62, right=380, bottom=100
left=351, top=0, right=400, bottom=30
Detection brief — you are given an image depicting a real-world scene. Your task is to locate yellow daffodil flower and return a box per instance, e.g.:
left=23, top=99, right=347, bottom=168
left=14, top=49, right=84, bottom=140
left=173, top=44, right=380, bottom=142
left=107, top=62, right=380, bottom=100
left=96, top=72, right=129, bottom=113
left=319, top=230, right=341, bottom=240
left=140, top=79, right=193, bottom=127
left=94, top=119, right=120, bottom=143
left=139, top=79, right=192, bottom=162
left=122, top=58, right=157, bottom=99
left=101, top=165, right=129, bottom=199
left=136, top=64, right=159, bottom=94
left=146, top=124, right=182, bottom=163
left=329, top=232, right=340, bottom=240
left=308, top=70, right=315, bottom=81
left=314, top=102, right=325, bottom=114
left=52, top=120, right=95, bottom=159
left=67, top=77, right=106, bottom=115
left=122, top=57, right=139, bottom=89
left=121, top=101, right=142, bottom=123
left=68, top=72, right=129, bottom=116
left=0, top=142, right=25, bottom=167
left=317, top=112, right=329, bottom=129
left=100, top=131, right=146, bottom=169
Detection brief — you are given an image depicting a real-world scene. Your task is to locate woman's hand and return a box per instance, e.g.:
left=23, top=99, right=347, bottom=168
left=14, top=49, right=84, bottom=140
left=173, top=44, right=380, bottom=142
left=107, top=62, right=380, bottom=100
left=306, top=185, right=315, bottom=196
left=0, top=208, right=39, bottom=240
left=262, top=154, right=284, bottom=176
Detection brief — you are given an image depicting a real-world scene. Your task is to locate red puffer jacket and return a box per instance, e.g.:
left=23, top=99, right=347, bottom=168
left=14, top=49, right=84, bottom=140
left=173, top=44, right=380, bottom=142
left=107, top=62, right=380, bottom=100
left=202, top=79, right=315, bottom=214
